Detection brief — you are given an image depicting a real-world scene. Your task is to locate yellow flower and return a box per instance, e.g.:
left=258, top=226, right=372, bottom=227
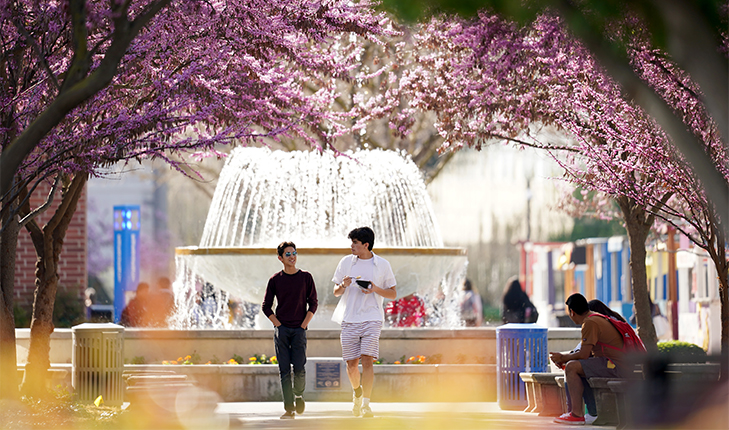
left=249, top=357, right=256, bottom=362
left=227, top=358, right=238, bottom=365
left=185, top=355, right=192, bottom=361
left=206, top=361, right=212, bottom=365
left=394, top=361, right=401, bottom=364
left=162, top=360, right=169, bottom=365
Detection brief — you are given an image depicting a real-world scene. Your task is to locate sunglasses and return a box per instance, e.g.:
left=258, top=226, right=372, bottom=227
left=285, top=251, right=298, bottom=257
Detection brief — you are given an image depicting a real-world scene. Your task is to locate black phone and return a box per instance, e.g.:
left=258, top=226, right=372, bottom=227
left=355, top=280, right=371, bottom=290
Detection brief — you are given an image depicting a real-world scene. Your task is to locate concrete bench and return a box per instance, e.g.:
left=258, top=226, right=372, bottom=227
left=519, top=372, right=565, bottom=416
left=555, top=376, right=568, bottom=415
left=126, top=374, right=191, bottom=386
left=607, top=379, right=630, bottom=430
left=610, top=361, right=720, bottom=428
left=665, top=362, right=720, bottom=381
left=587, top=377, right=621, bottom=426
left=124, top=372, right=196, bottom=406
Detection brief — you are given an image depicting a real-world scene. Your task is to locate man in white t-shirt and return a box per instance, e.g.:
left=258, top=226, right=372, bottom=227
left=332, top=227, right=397, bottom=418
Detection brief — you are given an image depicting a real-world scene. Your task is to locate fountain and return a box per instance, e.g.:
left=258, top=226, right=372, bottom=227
left=172, top=147, right=468, bottom=328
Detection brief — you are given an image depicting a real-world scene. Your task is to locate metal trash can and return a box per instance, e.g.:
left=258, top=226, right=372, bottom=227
left=72, top=323, right=125, bottom=406
left=496, top=323, right=548, bottom=410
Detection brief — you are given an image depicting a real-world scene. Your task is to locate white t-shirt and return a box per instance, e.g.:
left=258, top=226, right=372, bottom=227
left=331, top=253, right=397, bottom=323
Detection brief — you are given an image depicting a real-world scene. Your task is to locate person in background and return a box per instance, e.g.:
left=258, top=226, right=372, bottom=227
left=261, top=241, right=318, bottom=419
left=84, top=287, right=97, bottom=321
left=588, top=299, right=627, bottom=323
left=459, top=279, right=483, bottom=327
left=501, top=277, right=537, bottom=323
left=630, top=295, right=671, bottom=340
left=148, top=276, right=176, bottom=327
left=120, top=282, right=150, bottom=327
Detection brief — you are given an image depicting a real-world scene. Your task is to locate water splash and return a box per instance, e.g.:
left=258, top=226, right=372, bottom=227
left=172, top=147, right=468, bottom=329
left=200, top=147, right=443, bottom=248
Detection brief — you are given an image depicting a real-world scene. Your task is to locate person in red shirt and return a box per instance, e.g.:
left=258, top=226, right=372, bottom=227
left=261, top=242, right=318, bottom=419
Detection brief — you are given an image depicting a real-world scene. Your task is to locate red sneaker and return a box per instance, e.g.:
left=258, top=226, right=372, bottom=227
left=554, top=412, right=586, bottom=425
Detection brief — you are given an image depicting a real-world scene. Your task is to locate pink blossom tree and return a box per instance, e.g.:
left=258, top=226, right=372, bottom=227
left=387, top=11, right=728, bottom=356
left=381, top=0, right=729, bottom=232
left=1, top=0, right=391, bottom=398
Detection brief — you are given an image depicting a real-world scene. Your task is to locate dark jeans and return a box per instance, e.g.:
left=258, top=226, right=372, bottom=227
left=566, top=376, right=597, bottom=416
left=274, top=325, right=307, bottom=411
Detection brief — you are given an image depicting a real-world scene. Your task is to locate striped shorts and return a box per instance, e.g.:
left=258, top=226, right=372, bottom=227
left=340, top=320, right=383, bottom=361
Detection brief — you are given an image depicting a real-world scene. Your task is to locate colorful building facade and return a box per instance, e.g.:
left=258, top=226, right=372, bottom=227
left=521, top=230, right=721, bottom=353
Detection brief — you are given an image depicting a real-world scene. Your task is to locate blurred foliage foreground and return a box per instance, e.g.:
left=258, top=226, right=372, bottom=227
left=0, top=391, right=125, bottom=430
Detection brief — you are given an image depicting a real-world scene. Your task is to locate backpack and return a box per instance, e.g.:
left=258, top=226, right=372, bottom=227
left=590, top=313, right=647, bottom=353
left=524, top=303, right=539, bottom=323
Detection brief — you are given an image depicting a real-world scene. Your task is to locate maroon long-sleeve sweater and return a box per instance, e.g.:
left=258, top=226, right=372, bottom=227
left=261, top=269, right=318, bottom=328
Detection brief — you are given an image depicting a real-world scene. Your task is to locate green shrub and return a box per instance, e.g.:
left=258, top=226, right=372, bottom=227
left=53, top=287, right=85, bottom=328
left=14, top=304, right=31, bottom=328
left=130, top=356, right=146, bottom=365
left=657, top=340, right=707, bottom=362
left=13, top=287, right=85, bottom=328
left=482, top=305, right=501, bottom=323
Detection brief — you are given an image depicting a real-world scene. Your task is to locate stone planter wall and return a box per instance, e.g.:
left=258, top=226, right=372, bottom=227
left=124, top=361, right=497, bottom=402
left=15, top=327, right=580, bottom=366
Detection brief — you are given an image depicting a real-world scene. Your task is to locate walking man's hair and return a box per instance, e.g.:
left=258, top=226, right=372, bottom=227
left=277, top=241, right=297, bottom=257
left=348, top=227, right=375, bottom=250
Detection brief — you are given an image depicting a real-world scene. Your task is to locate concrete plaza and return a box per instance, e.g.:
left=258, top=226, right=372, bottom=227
left=215, top=401, right=611, bottom=430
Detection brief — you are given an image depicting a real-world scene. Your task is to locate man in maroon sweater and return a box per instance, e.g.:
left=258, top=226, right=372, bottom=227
left=262, top=242, right=318, bottom=419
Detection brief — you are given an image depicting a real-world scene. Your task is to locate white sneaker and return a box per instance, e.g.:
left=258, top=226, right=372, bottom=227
left=361, top=405, right=374, bottom=418
left=352, top=394, right=363, bottom=417
left=585, top=414, right=597, bottom=425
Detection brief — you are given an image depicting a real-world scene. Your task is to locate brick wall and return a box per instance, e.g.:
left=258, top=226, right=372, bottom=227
left=14, top=180, right=87, bottom=311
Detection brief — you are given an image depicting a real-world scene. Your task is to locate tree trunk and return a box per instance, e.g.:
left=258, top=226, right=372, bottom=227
left=0, top=203, right=20, bottom=399
left=715, top=251, right=728, bottom=381
left=21, top=174, right=86, bottom=398
left=701, top=217, right=728, bottom=379
left=617, top=196, right=658, bottom=351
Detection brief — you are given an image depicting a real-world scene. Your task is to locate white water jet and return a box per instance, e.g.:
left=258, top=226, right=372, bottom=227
left=172, top=147, right=467, bottom=329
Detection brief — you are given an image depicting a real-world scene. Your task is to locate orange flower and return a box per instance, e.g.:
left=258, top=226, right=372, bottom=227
left=394, top=361, right=401, bottom=364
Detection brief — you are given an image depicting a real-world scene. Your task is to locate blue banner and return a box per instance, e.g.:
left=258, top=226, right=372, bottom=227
left=113, top=205, right=140, bottom=322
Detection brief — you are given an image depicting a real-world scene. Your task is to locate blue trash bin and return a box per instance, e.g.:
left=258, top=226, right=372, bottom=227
left=496, top=323, right=548, bottom=410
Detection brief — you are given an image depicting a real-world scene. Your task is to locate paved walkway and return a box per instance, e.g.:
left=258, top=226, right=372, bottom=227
left=215, top=402, right=610, bottom=430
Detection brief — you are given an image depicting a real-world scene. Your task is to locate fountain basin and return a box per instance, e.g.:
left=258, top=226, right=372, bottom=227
left=175, top=246, right=467, bottom=328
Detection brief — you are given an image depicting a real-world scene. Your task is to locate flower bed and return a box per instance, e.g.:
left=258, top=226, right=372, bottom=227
left=156, top=351, right=483, bottom=366
left=160, top=351, right=278, bottom=365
